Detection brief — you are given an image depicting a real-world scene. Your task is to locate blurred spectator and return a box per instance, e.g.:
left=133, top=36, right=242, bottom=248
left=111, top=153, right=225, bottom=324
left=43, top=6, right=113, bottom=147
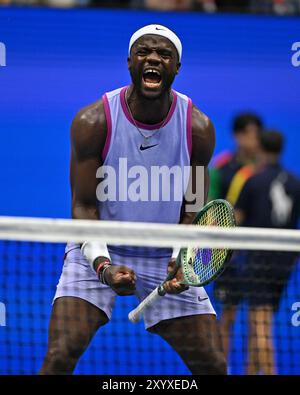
left=249, top=0, right=273, bottom=14
left=249, top=0, right=300, bottom=14
left=273, top=0, right=300, bottom=14
left=209, top=113, right=263, bottom=203
left=130, top=0, right=217, bottom=11
left=209, top=112, right=263, bottom=365
left=91, top=0, right=130, bottom=7
left=0, top=0, right=89, bottom=6
left=0, top=0, right=94, bottom=6
left=144, top=0, right=193, bottom=10
left=1, top=0, right=299, bottom=13
left=216, top=0, right=250, bottom=12
left=195, top=0, right=217, bottom=12
left=44, top=0, right=88, bottom=7
left=235, top=130, right=300, bottom=374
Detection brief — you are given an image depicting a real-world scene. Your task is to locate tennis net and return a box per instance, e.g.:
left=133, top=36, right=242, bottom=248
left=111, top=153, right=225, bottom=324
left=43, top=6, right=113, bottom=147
left=0, top=217, right=299, bottom=375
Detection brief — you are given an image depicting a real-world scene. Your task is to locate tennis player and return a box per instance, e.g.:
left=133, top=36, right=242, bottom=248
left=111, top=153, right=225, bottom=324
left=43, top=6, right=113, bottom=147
left=40, top=25, right=226, bottom=375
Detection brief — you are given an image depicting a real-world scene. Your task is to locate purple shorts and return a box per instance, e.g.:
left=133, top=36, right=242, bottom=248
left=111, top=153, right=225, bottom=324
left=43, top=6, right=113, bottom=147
left=54, top=243, right=216, bottom=330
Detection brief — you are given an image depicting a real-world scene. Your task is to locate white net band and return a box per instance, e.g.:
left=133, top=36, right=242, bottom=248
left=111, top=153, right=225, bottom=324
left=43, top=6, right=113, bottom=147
left=0, top=216, right=300, bottom=251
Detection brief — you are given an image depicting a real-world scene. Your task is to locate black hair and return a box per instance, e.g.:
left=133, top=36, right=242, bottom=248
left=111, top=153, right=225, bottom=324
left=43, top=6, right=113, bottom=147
left=260, top=130, right=284, bottom=155
left=232, top=112, right=263, bottom=134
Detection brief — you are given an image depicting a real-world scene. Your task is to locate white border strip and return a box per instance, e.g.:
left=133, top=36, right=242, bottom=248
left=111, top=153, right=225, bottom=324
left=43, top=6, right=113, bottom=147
left=0, top=216, right=300, bottom=251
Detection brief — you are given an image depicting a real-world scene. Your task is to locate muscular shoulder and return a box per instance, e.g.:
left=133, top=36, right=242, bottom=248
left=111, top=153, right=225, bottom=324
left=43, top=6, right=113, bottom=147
left=71, top=99, right=107, bottom=161
left=191, top=105, right=215, bottom=166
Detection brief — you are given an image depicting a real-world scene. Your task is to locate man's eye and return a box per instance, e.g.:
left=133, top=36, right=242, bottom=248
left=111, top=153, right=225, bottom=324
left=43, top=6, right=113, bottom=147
left=161, top=53, right=172, bottom=58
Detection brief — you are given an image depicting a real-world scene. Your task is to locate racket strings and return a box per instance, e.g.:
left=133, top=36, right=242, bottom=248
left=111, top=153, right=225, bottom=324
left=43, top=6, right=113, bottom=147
left=182, top=202, right=234, bottom=285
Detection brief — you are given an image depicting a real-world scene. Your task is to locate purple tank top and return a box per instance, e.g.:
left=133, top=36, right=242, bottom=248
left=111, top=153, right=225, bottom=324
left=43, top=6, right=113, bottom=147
left=99, top=86, right=192, bottom=257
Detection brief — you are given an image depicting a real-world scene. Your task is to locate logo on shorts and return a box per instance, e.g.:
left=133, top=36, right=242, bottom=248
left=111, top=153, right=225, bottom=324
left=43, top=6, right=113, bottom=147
left=198, top=296, right=208, bottom=302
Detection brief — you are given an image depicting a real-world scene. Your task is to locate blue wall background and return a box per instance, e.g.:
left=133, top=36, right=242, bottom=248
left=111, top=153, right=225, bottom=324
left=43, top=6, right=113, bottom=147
left=0, top=7, right=300, bottom=374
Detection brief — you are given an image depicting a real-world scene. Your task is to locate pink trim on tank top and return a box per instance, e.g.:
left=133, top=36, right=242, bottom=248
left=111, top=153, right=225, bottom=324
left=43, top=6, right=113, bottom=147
left=120, top=86, right=177, bottom=131
left=187, top=98, right=193, bottom=158
left=102, top=94, right=112, bottom=161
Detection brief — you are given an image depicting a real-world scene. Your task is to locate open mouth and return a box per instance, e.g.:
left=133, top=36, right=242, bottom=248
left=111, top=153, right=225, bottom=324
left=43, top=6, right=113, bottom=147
left=142, top=68, right=162, bottom=88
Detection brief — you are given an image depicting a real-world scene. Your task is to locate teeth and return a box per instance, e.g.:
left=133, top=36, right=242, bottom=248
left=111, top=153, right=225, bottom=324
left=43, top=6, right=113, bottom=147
left=144, top=69, right=161, bottom=76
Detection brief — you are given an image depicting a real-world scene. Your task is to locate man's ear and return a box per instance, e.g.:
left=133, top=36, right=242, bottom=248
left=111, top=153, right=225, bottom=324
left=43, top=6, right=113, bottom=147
left=176, top=62, right=181, bottom=74
left=127, top=56, right=131, bottom=70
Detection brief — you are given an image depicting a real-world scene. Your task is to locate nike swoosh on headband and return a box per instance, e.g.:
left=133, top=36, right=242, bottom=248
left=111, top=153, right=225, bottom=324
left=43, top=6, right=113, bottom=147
left=129, top=25, right=182, bottom=61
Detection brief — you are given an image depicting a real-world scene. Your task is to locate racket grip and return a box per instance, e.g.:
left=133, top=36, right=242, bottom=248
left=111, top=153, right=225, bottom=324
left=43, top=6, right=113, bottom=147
left=128, top=287, right=161, bottom=323
left=162, top=255, right=181, bottom=285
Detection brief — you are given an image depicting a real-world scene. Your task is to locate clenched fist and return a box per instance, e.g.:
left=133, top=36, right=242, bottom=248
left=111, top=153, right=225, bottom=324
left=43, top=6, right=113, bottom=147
left=163, top=259, right=189, bottom=295
left=104, top=265, right=137, bottom=296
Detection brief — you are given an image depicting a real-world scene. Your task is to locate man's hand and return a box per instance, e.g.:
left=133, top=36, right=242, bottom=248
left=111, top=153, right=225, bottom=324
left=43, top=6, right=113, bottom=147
left=163, top=259, right=189, bottom=294
left=104, top=265, right=137, bottom=296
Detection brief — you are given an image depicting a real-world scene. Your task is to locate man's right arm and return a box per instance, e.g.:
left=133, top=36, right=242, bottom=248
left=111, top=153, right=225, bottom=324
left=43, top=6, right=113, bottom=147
left=70, top=100, right=136, bottom=295
left=70, top=100, right=106, bottom=221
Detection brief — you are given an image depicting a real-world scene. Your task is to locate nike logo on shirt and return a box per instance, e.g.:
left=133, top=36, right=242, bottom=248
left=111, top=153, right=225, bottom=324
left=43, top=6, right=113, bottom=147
left=140, top=144, right=158, bottom=151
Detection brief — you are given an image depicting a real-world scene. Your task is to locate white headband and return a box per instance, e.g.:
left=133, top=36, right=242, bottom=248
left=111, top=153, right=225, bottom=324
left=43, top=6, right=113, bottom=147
left=128, top=24, right=182, bottom=61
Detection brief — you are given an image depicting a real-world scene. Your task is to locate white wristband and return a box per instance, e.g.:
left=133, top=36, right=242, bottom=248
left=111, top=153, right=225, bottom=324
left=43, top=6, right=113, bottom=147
left=81, top=242, right=111, bottom=272
left=171, top=247, right=181, bottom=260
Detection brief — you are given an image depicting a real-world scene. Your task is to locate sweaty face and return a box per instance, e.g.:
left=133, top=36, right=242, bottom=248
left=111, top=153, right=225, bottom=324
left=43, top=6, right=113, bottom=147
left=128, top=35, right=180, bottom=99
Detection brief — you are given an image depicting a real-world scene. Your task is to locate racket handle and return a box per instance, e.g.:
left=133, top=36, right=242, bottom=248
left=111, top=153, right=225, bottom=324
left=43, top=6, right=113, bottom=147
left=161, top=253, right=182, bottom=284
left=128, top=253, right=183, bottom=323
left=128, top=287, right=161, bottom=323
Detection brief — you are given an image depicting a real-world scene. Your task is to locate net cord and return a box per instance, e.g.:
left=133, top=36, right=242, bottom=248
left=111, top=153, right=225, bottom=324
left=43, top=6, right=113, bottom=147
left=0, top=216, right=300, bottom=251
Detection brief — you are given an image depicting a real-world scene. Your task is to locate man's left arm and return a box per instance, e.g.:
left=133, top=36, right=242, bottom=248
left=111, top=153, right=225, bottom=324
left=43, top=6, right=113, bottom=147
left=164, top=105, right=215, bottom=294
left=180, top=105, right=216, bottom=224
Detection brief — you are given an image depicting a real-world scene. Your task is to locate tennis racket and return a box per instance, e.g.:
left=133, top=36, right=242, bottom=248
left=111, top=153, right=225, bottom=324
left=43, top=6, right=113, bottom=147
left=128, top=199, right=235, bottom=323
